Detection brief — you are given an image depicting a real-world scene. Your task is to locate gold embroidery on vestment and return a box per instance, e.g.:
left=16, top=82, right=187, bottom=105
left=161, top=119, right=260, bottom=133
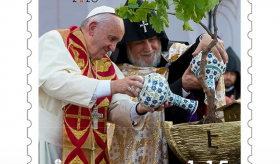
left=96, top=98, right=109, bottom=122
left=108, top=63, right=169, bottom=164
left=94, top=130, right=107, bottom=143
left=64, top=106, right=91, bottom=140
left=99, top=158, right=106, bottom=164
left=68, top=39, right=88, bottom=73
left=95, top=57, right=112, bottom=72
left=72, top=28, right=87, bottom=47
left=69, top=155, right=83, bottom=164
left=65, top=107, right=90, bottom=130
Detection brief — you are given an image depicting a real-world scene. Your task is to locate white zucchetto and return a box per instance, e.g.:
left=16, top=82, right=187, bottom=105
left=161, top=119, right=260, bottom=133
left=86, top=6, right=115, bottom=19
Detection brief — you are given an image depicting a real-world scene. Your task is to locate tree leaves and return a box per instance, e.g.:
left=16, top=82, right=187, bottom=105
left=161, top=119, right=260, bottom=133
left=135, top=1, right=156, bottom=22
left=115, top=0, right=218, bottom=32
left=150, top=15, right=164, bottom=33
left=116, top=0, right=156, bottom=23
left=183, top=21, right=194, bottom=31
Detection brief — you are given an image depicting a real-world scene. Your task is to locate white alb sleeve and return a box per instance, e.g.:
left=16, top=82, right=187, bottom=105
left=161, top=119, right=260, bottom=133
left=90, top=80, right=111, bottom=103
left=182, top=88, right=191, bottom=98
left=130, top=103, right=143, bottom=125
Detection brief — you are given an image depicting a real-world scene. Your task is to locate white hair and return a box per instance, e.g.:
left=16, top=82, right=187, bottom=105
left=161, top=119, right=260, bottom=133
left=126, top=40, right=162, bottom=67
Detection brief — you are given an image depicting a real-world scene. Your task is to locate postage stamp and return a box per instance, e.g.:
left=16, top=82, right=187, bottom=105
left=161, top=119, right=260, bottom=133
left=5, top=0, right=274, bottom=163
left=36, top=1, right=247, bottom=163
left=37, top=0, right=249, bottom=163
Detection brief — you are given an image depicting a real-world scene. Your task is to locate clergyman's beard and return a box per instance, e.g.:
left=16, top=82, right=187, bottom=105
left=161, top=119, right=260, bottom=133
left=224, top=80, right=234, bottom=89
left=127, top=46, right=162, bottom=67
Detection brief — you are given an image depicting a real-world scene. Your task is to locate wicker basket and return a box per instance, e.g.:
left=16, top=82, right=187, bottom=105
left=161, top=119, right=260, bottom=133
left=164, top=121, right=240, bottom=164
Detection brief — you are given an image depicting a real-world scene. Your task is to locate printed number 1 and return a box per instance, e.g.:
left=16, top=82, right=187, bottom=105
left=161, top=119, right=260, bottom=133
left=187, top=160, right=193, bottom=164
left=207, top=160, right=228, bottom=164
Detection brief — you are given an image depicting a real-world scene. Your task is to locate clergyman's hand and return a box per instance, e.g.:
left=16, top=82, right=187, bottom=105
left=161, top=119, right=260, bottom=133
left=110, top=75, right=143, bottom=97
left=182, top=66, right=202, bottom=92
left=192, top=34, right=228, bottom=63
left=229, top=95, right=236, bottom=102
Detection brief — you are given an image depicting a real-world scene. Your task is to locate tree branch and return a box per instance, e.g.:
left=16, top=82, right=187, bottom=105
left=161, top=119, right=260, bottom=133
left=212, top=4, right=219, bottom=39
left=128, top=7, right=176, bottom=15
left=199, top=22, right=211, bottom=36
left=197, top=0, right=223, bottom=124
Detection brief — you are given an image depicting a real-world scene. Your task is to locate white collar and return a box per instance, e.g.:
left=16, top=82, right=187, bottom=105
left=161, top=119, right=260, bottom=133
left=225, top=86, right=234, bottom=92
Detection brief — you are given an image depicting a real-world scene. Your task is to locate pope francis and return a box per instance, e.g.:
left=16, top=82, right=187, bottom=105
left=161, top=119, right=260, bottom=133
left=39, top=6, right=169, bottom=164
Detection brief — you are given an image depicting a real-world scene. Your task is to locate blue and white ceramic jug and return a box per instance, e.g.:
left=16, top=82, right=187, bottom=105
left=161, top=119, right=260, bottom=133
left=190, top=51, right=226, bottom=104
left=138, top=73, right=198, bottom=114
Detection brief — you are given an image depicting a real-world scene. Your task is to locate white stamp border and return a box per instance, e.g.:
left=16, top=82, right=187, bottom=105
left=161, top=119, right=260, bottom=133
left=25, top=0, right=255, bottom=163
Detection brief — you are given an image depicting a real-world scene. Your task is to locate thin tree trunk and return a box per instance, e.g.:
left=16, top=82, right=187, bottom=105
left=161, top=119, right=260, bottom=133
left=197, top=0, right=223, bottom=124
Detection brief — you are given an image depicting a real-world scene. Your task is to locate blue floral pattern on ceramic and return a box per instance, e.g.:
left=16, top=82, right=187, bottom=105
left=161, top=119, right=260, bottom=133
left=190, top=51, right=226, bottom=104
left=138, top=73, right=198, bottom=114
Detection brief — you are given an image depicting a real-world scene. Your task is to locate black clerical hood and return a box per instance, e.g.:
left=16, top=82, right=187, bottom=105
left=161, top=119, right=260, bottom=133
left=120, top=0, right=169, bottom=50
left=226, top=46, right=240, bottom=75
left=225, top=46, right=241, bottom=95
left=112, top=0, right=169, bottom=65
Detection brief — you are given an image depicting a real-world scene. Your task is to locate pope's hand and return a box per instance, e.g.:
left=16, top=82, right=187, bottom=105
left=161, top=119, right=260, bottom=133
left=110, top=75, right=143, bottom=97
left=192, top=34, right=228, bottom=63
